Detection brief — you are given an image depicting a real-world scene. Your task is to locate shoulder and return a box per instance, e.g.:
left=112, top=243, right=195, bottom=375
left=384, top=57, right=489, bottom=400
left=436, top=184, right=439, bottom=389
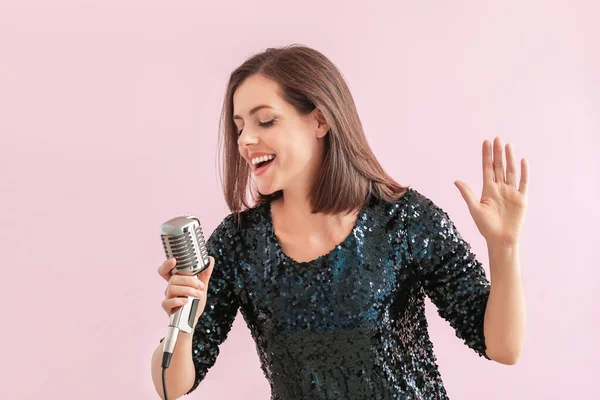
left=396, top=187, right=441, bottom=211
left=371, top=186, right=422, bottom=221
left=399, top=187, right=449, bottom=218
left=375, top=187, right=452, bottom=231
left=208, top=202, right=269, bottom=241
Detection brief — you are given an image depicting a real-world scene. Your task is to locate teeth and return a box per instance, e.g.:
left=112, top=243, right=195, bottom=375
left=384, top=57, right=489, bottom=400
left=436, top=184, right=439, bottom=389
left=251, top=154, right=275, bottom=165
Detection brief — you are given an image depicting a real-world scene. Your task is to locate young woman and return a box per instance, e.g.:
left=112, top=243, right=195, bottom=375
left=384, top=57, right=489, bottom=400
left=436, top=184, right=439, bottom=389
left=151, top=44, right=528, bottom=399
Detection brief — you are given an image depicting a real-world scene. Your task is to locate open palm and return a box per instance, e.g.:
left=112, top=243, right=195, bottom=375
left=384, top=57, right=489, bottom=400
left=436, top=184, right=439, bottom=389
left=454, top=137, right=529, bottom=247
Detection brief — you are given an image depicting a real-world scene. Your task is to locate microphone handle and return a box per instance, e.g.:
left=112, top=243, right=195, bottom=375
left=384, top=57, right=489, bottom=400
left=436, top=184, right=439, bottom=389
left=162, top=275, right=201, bottom=367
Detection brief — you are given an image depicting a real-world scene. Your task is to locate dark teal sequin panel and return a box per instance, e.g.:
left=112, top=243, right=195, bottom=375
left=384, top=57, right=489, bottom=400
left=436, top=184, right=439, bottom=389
left=183, top=188, right=491, bottom=399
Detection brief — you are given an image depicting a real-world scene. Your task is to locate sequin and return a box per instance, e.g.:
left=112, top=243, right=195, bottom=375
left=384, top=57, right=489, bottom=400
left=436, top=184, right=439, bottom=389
left=182, top=187, right=491, bottom=399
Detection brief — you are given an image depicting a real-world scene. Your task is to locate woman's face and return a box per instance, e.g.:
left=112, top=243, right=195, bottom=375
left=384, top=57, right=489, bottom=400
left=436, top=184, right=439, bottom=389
left=233, top=74, right=329, bottom=197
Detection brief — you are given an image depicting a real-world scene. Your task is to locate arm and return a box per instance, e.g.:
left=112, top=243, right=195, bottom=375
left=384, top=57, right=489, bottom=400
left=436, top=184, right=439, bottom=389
left=409, top=190, right=524, bottom=365
left=151, top=215, right=241, bottom=398
left=408, top=191, right=491, bottom=359
left=151, top=333, right=196, bottom=399
left=483, top=241, right=525, bottom=364
left=450, top=137, right=528, bottom=364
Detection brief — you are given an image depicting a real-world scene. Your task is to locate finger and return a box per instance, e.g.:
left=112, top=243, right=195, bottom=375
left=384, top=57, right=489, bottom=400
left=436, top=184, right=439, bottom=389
left=158, top=257, right=177, bottom=281
left=163, top=259, right=209, bottom=296
left=493, top=136, right=505, bottom=184
left=519, top=158, right=529, bottom=196
left=482, top=139, right=495, bottom=186
left=197, top=256, right=215, bottom=285
left=169, top=274, right=205, bottom=290
left=162, top=297, right=190, bottom=316
left=165, top=284, right=203, bottom=300
left=455, top=181, right=477, bottom=209
left=505, top=142, right=517, bottom=188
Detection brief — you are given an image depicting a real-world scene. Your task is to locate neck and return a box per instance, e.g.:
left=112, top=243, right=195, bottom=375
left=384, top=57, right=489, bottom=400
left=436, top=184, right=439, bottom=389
left=273, top=188, right=358, bottom=237
left=277, top=187, right=314, bottom=221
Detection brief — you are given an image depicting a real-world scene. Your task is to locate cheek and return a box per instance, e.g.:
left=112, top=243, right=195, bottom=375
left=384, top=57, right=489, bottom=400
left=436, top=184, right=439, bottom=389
left=271, top=129, right=317, bottom=169
left=278, top=148, right=313, bottom=171
left=281, top=137, right=316, bottom=163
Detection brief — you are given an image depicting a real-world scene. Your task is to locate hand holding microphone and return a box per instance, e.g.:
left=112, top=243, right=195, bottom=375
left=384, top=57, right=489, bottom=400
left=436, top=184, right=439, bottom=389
left=158, top=215, right=214, bottom=370
left=158, top=256, right=215, bottom=329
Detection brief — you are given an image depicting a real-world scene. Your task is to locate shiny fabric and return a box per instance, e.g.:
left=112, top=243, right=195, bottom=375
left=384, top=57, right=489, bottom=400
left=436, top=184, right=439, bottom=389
left=183, top=187, right=491, bottom=399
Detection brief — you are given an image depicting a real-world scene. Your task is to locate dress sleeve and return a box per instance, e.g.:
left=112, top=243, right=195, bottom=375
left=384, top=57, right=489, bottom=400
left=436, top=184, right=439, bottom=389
left=184, top=214, right=241, bottom=394
left=408, top=190, right=491, bottom=359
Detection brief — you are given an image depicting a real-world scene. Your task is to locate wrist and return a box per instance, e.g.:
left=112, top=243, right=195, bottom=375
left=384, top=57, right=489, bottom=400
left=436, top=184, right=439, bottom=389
left=486, top=239, right=519, bottom=252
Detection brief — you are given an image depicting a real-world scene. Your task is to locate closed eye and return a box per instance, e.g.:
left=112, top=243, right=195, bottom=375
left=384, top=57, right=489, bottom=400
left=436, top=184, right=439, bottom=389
left=260, top=119, right=276, bottom=128
left=237, top=119, right=276, bottom=136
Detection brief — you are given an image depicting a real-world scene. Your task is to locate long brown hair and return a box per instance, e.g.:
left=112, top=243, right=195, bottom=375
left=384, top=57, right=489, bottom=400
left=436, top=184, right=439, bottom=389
left=217, top=44, right=410, bottom=217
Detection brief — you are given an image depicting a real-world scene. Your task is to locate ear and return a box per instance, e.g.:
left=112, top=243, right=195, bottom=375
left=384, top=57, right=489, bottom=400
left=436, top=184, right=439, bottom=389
left=314, top=109, right=329, bottom=139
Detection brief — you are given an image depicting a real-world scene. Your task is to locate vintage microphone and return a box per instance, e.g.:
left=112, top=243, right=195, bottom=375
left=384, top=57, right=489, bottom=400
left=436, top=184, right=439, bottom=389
left=159, top=215, right=210, bottom=399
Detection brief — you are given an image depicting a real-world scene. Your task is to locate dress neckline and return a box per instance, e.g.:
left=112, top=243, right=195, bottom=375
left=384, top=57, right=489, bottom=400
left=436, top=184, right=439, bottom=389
left=263, top=199, right=369, bottom=267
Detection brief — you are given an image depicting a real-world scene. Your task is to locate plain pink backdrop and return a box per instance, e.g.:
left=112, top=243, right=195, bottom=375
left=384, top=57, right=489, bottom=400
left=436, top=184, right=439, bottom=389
left=1, top=1, right=598, bottom=399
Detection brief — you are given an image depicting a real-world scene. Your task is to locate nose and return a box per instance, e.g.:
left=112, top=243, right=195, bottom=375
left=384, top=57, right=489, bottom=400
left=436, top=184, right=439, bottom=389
left=237, top=127, right=259, bottom=148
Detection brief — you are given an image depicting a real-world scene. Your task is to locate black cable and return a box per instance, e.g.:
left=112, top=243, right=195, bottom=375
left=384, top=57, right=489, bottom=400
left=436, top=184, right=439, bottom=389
left=161, top=349, right=173, bottom=399
left=162, top=367, right=169, bottom=400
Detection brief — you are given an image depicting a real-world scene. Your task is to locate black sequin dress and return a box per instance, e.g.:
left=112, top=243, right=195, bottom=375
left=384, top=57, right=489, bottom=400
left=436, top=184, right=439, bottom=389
left=180, top=187, right=491, bottom=399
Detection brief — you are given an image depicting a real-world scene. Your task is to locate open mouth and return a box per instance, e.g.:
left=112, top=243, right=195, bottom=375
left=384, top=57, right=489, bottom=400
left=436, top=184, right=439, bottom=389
left=252, top=154, right=276, bottom=170
left=255, top=158, right=274, bottom=169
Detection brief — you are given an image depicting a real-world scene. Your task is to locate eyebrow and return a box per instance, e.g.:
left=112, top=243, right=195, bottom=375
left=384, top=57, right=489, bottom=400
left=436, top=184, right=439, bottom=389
left=232, top=105, right=274, bottom=120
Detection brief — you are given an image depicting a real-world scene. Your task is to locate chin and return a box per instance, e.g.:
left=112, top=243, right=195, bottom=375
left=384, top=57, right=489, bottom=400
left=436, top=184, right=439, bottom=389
left=256, top=183, right=280, bottom=197
left=255, top=168, right=284, bottom=196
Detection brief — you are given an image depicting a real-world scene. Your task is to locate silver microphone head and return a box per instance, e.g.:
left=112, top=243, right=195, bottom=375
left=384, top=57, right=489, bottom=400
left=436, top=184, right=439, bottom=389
left=160, top=215, right=210, bottom=276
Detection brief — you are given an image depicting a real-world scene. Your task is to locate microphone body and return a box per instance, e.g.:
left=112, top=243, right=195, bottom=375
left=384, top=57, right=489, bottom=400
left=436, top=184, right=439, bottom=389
left=160, top=215, right=210, bottom=368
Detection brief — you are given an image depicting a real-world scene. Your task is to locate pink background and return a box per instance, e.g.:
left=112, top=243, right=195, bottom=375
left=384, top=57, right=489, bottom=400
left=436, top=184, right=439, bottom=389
left=1, top=1, right=598, bottom=399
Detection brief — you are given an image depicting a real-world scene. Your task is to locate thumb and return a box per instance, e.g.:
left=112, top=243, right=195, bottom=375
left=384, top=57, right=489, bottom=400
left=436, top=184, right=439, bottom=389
left=197, top=256, right=215, bottom=285
left=454, top=180, right=477, bottom=209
